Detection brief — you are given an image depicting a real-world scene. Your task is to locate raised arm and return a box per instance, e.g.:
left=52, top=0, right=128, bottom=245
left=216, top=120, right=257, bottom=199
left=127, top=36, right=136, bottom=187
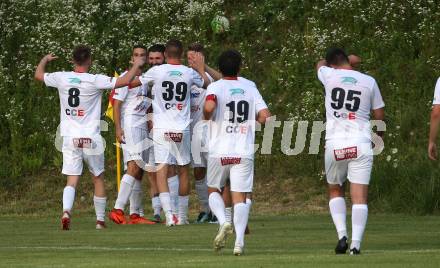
left=204, top=64, right=222, bottom=81
left=189, top=52, right=211, bottom=88
left=203, top=95, right=217, bottom=120
left=34, top=54, right=58, bottom=82
left=114, top=57, right=145, bottom=89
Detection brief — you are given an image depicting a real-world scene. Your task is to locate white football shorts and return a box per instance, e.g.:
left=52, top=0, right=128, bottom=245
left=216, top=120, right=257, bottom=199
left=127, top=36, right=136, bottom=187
left=207, top=157, right=254, bottom=193
left=325, top=140, right=373, bottom=186
left=152, top=129, right=191, bottom=166
left=61, top=136, right=105, bottom=177
left=121, top=127, right=154, bottom=171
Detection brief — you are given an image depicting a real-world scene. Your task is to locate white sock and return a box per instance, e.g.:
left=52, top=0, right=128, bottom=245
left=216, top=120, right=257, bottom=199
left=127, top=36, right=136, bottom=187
left=129, top=179, right=142, bottom=215
left=168, top=175, right=179, bottom=214
left=233, top=202, right=250, bottom=247
left=178, top=195, right=189, bottom=221
left=195, top=177, right=210, bottom=213
left=114, top=174, right=135, bottom=210
left=225, top=207, right=232, bottom=224
left=62, top=186, right=76, bottom=213
left=159, top=192, right=172, bottom=215
left=152, top=196, right=161, bottom=216
left=329, top=197, right=348, bottom=239
left=94, top=196, right=106, bottom=222
left=351, top=204, right=368, bottom=250
left=208, top=192, right=226, bottom=225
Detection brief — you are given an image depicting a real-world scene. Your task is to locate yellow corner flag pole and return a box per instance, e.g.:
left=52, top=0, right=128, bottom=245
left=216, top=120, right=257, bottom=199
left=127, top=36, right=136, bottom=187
left=105, top=71, right=121, bottom=192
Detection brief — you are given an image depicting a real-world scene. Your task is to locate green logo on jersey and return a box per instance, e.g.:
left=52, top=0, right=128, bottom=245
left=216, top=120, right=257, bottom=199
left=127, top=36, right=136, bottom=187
left=168, top=70, right=183, bottom=77
left=341, top=77, right=357, bottom=85
left=230, top=88, right=244, bottom=95
left=69, top=78, right=81, bottom=84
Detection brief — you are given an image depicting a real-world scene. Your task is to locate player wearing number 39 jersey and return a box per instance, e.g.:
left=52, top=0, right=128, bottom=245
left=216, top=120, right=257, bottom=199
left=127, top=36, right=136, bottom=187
left=131, top=39, right=211, bottom=226
left=34, top=45, right=146, bottom=231
left=204, top=50, right=271, bottom=255
left=316, top=48, right=385, bottom=255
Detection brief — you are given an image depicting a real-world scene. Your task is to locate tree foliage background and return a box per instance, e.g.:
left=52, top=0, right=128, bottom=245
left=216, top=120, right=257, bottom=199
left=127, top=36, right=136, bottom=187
left=1, top=0, right=440, bottom=213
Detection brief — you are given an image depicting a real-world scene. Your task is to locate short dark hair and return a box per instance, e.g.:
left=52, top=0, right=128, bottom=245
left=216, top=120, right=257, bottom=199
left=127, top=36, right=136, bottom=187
left=165, top=39, right=183, bottom=58
left=188, top=42, right=205, bottom=55
left=133, top=44, right=147, bottom=52
left=72, top=45, right=91, bottom=65
left=148, top=44, right=165, bottom=54
left=325, top=48, right=349, bottom=66
left=218, top=49, right=242, bottom=77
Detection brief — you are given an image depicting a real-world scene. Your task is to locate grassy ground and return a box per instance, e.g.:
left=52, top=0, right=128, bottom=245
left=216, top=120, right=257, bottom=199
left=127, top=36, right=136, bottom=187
left=1, top=214, right=439, bottom=267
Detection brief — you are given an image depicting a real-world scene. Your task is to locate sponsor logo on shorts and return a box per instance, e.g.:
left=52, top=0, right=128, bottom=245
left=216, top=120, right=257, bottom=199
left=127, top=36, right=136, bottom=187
left=220, top=157, right=241, bottom=166
left=164, top=132, right=183, bottom=142
left=73, top=138, right=92, bottom=148
left=334, top=146, right=358, bottom=161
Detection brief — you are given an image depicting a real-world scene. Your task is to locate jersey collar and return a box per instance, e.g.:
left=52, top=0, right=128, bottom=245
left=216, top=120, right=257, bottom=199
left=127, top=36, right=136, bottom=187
left=223, top=76, right=238, bottom=80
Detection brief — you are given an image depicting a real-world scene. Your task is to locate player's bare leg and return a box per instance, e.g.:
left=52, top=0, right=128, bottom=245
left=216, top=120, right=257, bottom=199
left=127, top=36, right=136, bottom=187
left=231, top=191, right=251, bottom=256
left=328, top=183, right=348, bottom=254
left=61, top=175, right=80, bottom=230
left=349, top=183, right=368, bottom=254
left=156, top=164, right=175, bottom=226
left=194, top=167, right=210, bottom=223
left=177, top=165, right=190, bottom=225
left=209, top=187, right=232, bottom=251
left=93, top=173, right=107, bottom=229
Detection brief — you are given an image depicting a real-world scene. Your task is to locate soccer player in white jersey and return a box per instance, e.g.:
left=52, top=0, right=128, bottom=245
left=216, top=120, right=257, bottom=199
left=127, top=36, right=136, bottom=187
left=34, top=45, right=145, bottom=230
left=316, top=48, right=385, bottom=255
left=131, top=39, right=210, bottom=226
left=108, top=45, right=156, bottom=225
left=428, top=78, right=440, bottom=160
left=204, top=49, right=271, bottom=255
left=187, top=43, right=214, bottom=223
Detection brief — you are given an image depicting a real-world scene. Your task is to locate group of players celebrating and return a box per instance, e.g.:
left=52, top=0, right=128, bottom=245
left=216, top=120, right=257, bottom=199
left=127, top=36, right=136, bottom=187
left=34, top=39, right=396, bottom=256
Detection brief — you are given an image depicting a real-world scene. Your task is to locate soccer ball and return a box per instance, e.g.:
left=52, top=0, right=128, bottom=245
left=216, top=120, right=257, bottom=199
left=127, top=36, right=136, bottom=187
left=211, top=15, right=230, bottom=34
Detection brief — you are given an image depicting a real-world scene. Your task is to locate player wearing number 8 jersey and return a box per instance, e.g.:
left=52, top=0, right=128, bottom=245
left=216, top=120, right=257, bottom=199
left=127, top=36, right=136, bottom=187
left=204, top=50, right=271, bottom=255
left=34, top=45, right=145, bottom=230
left=316, top=48, right=385, bottom=255
left=131, top=39, right=211, bottom=226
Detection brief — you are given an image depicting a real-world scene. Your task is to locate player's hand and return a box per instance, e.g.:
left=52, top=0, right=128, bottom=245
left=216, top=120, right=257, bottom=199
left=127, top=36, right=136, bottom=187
left=43, top=53, right=58, bottom=62
left=189, top=52, right=205, bottom=73
left=133, top=57, right=146, bottom=68
left=116, top=128, right=125, bottom=144
left=428, top=142, right=437, bottom=160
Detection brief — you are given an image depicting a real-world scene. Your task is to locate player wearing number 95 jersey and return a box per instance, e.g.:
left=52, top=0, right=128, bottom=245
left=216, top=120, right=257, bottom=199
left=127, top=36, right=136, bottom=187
left=34, top=45, right=145, bottom=230
left=316, top=48, right=385, bottom=255
left=204, top=50, right=271, bottom=255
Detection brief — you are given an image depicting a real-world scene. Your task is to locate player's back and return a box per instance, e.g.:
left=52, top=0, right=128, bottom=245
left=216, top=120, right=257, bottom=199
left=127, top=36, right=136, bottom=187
left=44, top=71, right=115, bottom=137
left=148, top=64, right=203, bottom=131
left=317, top=66, right=384, bottom=143
left=207, top=77, right=267, bottom=159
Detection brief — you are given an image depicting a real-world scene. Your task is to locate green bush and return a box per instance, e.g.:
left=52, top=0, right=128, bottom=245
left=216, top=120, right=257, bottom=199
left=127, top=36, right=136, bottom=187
left=1, top=0, right=439, bottom=213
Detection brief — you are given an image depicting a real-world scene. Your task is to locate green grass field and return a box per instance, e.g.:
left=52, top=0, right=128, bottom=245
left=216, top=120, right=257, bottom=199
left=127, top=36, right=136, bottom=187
left=1, top=214, right=439, bottom=267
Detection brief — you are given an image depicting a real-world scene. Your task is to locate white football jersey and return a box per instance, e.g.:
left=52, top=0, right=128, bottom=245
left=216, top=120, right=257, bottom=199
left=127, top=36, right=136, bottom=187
left=44, top=72, right=116, bottom=137
left=432, top=78, right=440, bottom=105
left=190, top=73, right=213, bottom=131
left=317, top=66, right=385, bottom=143
left=206, top=77, right=268, bottom=159
left=139, top=64, right=204, bottom=131
left=113, top=71, right=150, bottom=129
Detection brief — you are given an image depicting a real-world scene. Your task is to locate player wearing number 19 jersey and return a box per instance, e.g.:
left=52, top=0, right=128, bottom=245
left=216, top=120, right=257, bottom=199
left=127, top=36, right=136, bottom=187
left=204, top=50, right=271, bottom=255
left=34, top=45, right=145, bottom=230
left=316, top=48, right=385, bottom=255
